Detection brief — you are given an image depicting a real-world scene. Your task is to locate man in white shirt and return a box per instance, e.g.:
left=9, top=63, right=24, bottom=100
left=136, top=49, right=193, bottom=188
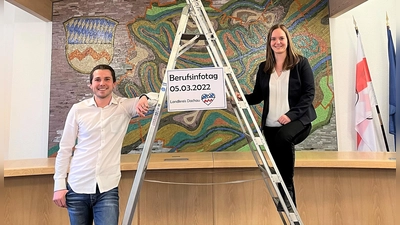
left=53, top=64, right=157, bottom=225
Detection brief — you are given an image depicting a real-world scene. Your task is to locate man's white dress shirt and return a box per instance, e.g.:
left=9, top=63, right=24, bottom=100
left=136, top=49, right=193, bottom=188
left=54, top=94, right=157, bottom=194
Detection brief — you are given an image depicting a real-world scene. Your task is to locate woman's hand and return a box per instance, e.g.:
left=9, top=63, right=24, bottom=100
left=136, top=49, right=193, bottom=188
left=235, top=92, right=243, bottom=101
left=229, top=92, right=243, bottom=107
left=278, top=115, right=291, bottom=125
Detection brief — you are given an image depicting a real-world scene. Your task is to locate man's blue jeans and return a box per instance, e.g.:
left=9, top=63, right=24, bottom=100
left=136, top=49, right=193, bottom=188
left=66, top=184, right=119, bottom=225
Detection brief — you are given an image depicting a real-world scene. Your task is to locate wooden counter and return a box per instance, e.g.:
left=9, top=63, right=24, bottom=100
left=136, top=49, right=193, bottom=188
left=5, top=151, right=395, bottom=177
left=4, top=151, right=396, bottom=225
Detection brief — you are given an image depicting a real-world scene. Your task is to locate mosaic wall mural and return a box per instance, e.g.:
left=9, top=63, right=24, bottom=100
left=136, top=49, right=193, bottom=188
left=49, top=0, right=335, bottom=157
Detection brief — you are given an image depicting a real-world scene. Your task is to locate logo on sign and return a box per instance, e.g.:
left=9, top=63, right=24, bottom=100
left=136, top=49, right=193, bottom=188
left=201, top=93, right=216, bottom=105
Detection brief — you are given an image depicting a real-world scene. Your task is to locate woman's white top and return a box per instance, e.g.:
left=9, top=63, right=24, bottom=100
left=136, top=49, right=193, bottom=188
left=266, top=69, right=290, bottom=127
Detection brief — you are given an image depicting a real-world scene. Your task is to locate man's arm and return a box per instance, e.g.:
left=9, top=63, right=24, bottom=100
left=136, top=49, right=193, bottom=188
left=136, top=92, right=159, bottom=117
left=53, top=105, right=78, bottom=208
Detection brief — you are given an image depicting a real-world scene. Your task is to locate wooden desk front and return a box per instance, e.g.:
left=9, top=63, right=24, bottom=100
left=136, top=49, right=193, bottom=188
left=5, top=151, right=396, bottom=225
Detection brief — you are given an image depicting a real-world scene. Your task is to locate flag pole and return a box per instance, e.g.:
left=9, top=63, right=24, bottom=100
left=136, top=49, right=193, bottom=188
left=353, top=16, right=359, bottom=35
left=353, top=17, right=390, bottom=152
left=386, top=12, right=389, bottom=28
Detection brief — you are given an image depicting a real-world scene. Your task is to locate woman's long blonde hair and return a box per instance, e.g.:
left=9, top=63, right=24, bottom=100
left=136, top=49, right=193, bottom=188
left=263, top=24, right=300, bottom=73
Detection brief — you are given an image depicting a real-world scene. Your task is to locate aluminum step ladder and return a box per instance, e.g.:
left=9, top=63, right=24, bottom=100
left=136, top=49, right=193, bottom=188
left=122, top=0, right=303, bottom=224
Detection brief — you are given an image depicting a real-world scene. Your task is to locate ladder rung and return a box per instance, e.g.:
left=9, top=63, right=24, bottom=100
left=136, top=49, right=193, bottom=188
left=259, top=165, right=280, bottom=183
left=253, top=137, right=263, bottom=146
left=271, top=174, right=280, bottom=183
left=274, top=197, right=298, bottom=220
left=238, top=101, right=247, bottom=109
left=181, top=34, right=206, bottom=40
left=289, top=213, right=300, bottom=222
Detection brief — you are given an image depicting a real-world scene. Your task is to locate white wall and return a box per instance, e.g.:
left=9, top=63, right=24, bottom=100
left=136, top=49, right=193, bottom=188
left=330, top=0, right=396, bottom=151
left=4, top=0, right=397, bottom=159
left=1, top=0, right=7, bottom=165
left=4, top=1, right=52, bottom=159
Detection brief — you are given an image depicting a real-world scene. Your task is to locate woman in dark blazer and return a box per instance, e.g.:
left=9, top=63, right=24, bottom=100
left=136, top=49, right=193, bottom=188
left=237, top=24, right=316, bottom=209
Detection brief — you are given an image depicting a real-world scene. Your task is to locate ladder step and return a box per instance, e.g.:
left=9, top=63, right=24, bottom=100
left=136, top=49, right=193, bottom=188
left=253, top=136, right=264, bottom=146
left=181, top=34, right=206, bottom=40
left=271, top=174, right=280, bottom=182
left=289, top=213, right=300, bottom=223
left=259, top=165, right=280, bottom=183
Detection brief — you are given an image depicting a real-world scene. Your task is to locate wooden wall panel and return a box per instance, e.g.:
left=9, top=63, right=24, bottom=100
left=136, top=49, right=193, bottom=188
left=6, top=0, right=53, bottom=21
left=212, top=168, right=280, bottom=225
left=136, top=169, right=214, bottom=225
left=295, top=168, right=395, bottom=225
left=4, top=167, right=395, bottom=225
left=119, top=171, right=140, bottom=225
left=5, top=152, right=396, bottom=224
left=329, top=0, right=368, bottom=18
left=4, top=175, right=69, bottom=225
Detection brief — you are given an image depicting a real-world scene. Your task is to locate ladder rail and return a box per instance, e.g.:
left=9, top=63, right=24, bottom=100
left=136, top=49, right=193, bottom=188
left=188, top=1, right=278, bottom=179
left=224, top=75, right=278, bottom=177
left=246, top=134, right=302, bottom=224
left=121, top=5, right=191, bottom=225
left=121, top=77, right=170, bottom=225
left=224, top=69, right=301, bottom=222
left=237, top=101, right=303, bottom=223
left=187, top=1, right=277, bottom=174
left=188, top=1, right=225, bottom=69
left=245, top=135, right=290, bottom=225
left=178, top=35, right=201, bottom=57
left=187, top=1, right=303, bottom=223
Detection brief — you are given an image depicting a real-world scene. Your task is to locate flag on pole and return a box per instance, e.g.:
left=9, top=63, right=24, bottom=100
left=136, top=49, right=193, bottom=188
left=387, top=26, right=396, bottom=140
left=355, top=33, right=378, bottom=151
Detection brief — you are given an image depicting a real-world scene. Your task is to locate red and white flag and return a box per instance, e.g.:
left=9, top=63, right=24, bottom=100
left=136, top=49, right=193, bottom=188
left=355, top=33, right=378, bottom=151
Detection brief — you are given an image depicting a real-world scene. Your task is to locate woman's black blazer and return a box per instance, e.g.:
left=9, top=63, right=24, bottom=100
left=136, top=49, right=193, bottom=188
left=245, top=56, right=317, bottom=127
